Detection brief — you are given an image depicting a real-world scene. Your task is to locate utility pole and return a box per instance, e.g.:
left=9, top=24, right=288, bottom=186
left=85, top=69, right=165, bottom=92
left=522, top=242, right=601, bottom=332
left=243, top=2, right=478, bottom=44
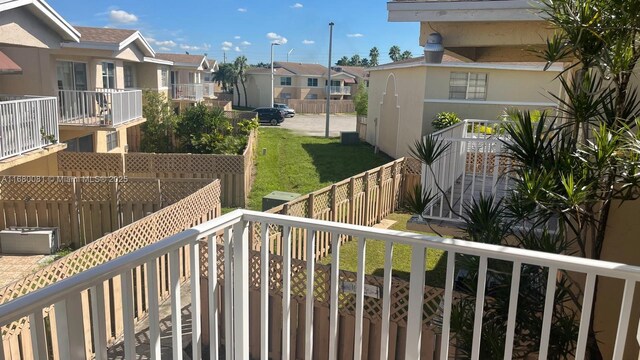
left=325, top=22, right=334, bottom=138
left=223, top=52, right=226, bottom=63
left=270, top=42, right=281, bottom=108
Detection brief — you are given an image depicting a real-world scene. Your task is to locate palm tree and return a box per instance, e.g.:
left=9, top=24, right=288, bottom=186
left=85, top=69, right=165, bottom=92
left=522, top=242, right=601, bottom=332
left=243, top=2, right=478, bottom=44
left=234, top=56, right=249, bottom=107
left=369, top=47, right=379, bottom=67
left=388, top=45, right=401, bottom=62
left=213, top=63, right=236, bottom=94
left=349, top=54, right=361, bottom=66
left=336, top=56, right=349, bottom=66
left=400, top=50, right=413, bottom=60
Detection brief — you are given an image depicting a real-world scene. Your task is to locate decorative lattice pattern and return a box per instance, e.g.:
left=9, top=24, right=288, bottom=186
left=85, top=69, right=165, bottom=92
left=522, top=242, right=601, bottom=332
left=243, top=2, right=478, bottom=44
left=403, top=157, right=423, bottom=176
left=0, top=178, right=75, bottom=201
left=58, top=152, right=123, bottom=173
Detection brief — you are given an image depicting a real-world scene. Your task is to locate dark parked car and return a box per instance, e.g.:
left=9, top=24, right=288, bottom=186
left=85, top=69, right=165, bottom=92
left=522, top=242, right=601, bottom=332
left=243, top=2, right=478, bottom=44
left=254, top=107, right=285, bottom=125
left=274, top=103, right=295, bottom=117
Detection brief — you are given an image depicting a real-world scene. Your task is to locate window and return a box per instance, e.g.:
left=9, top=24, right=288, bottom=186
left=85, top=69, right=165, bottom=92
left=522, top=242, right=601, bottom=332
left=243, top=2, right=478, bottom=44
left=160, top=67, right=169, bottom=87
left=307, top=78, right=318, bottom=87
left=124, top=65, right=135, bottom=88
left=280, top=77, right=292, bottom=86
left=102, top=62, right=116, bottom=89
left=306, top=93, right=318, bottom=100
left=106, top=131, right=119, bottom=151
left=64, top=134, right=94, bottom=152
left=449, top=72, right=487, bottom=100
left=281, top=93, right=292, bottom=99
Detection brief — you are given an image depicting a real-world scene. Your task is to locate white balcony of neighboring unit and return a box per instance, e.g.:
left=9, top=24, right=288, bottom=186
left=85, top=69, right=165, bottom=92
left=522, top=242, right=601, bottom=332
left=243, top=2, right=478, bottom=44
left=0, top=95, right=60, bottom=160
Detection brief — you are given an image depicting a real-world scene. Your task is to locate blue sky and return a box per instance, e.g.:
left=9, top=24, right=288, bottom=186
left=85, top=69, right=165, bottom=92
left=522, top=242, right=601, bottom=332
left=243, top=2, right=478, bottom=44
left=48, top=0, right=422, bottom=65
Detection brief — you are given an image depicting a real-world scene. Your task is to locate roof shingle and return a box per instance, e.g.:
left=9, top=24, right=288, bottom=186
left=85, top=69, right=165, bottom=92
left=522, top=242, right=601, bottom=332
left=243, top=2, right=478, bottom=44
left=75, top=26, right=136, bottom=44
left=156, top=53, right=207, bottom=66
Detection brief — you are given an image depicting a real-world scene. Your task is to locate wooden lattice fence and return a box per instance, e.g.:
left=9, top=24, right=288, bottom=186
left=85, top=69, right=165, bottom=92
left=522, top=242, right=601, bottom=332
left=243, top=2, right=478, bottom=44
left=274, top=99, right=356, bottom=114
left=0, top=177, right=212, bottom=247
left=199, top=242, right=443, bottom=359
left=0, top=180, right=222, bottom=359
left=59, top=129, right=256, bottom=207
left=261, top=158, right=422, bottom=261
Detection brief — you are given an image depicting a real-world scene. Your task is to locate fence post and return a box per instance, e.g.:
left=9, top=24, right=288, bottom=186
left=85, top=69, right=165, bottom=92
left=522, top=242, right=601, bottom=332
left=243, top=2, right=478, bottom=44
left=390, top=161, right=398, bottom=212
left=283, top=203, right=289, bottom=216
left=111, top=180, right=119, bottom=230
left=348, top=177, right=356, bottom=224
left=377, top=166, right=384, bottom=222
left=331, top=184, right=338, bottom=222
left=363, top=171, right=370, bottom=226
left=71, top=178, right=81, bottom=248
left=308, top=193, right=315, bottom=219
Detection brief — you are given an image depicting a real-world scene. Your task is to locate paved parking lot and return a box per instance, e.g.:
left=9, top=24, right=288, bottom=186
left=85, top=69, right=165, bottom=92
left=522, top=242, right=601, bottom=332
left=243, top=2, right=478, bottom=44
left=275, top=114, right=357, bottom=137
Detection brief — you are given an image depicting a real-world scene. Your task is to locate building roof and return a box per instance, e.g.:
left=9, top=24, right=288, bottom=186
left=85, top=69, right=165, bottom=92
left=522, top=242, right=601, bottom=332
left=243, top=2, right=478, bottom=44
left=0, top=0, right=80, bottom=42
left=246, top=67, right=295, bottom=76
left=62, top=26, right=155, bottom=57
left=332, top=66, right=370, bottom=79
left=74, top=26, right=136, bottom=44
left=0, top=51, right=22, bottom=74
left=156, top=53, right=209, bottom=69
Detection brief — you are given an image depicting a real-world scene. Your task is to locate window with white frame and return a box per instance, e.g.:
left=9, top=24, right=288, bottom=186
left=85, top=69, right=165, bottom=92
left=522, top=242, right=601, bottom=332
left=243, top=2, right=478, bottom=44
left=124, top=64, right=135, bottom=88
left=280, top=77, right=292, bottom=86
left=307, top=78, right=318, bottom=87
left=306, top=93, right=318, bottom=100
left=101, top=62, right=116, bottom=89
left=160, top=67, right=169, bottom=87
left=106, top=131, right=119, bottom=151
left=449, top=72, right=488, bottom=100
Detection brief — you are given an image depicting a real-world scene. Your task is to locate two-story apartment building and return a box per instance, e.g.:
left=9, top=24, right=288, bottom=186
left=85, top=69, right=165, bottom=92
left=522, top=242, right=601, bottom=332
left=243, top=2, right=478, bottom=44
left=156, top=53, right=216, bottom=110
left=332, top=65, right=369, bottom=94
left=237, top=62, right=355, bottom=108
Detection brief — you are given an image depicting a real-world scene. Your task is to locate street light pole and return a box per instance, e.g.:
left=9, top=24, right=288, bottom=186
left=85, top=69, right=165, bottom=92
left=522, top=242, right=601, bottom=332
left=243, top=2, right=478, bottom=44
left=325, top=22, right=334, bottom=138
left=270, top=42, right=280, bottom=108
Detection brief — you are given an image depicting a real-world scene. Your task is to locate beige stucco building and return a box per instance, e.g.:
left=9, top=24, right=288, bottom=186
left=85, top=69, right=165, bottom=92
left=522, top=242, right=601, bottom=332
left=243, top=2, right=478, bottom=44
left=237, top=62, right=361, bottom=108
left=366, top=56, right=563, bottom=158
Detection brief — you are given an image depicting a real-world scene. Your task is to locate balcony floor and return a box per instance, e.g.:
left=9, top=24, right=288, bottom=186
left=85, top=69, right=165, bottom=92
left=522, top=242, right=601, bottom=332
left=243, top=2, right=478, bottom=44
left=107, top=283, right=204, bottom=359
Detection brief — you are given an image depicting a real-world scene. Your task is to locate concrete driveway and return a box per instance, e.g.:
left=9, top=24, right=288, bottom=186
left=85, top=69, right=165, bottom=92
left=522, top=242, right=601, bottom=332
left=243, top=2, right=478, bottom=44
left=276, top=114, right=357, bottom=137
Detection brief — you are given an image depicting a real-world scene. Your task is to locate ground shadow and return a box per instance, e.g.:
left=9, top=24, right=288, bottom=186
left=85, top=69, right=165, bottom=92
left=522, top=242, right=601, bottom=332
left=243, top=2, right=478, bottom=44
left=301, top=141, right=393, bottom=184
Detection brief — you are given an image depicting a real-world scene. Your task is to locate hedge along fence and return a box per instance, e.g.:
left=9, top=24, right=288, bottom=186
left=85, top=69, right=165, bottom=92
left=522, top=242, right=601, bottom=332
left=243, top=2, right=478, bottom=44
left=199, top=240, right=443, bottom=359
left=0, top=180, right=222, bottom=359
left=275, top=99, right=355, bottom=114
left=203, top=99, right=233, bottom=111
left=260, top=158, right=423, bottom=262
left=59, top=129, right=257, bottom=208
left=0, top=176, right=212, bottom=247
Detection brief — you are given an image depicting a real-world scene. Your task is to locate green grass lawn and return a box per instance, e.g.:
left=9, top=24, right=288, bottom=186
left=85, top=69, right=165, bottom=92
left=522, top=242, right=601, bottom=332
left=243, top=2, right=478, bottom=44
left=319, top=212, right=448, bottom=287
left=246, top=127, right=392, bottom=210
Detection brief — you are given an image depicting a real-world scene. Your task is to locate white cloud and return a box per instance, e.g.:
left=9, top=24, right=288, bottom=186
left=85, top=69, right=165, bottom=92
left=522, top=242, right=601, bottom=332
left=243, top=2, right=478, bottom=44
left=266, top=32, right=288, bottom=45
left=241, top=41, right=251, bottom=46
left=237, top=8, right=247, bottom=12
left=302, top=39, right=314, bottom=45
left=222, top=46, right=231, bottom=51
left=234, top=46, right=242, bottom=52
left=109, top=9, right=138, bottom=24
left=234, top=35, right=241, bottom=39
left=179, top=43, right=211, bottom=51
left=222, top=41, right=233, bottom=48
left=159, top=47, right=171, bottom=51
left=149, top=39, right=177, bottom=47
left=291, top=3, right=303, bottom=8
left=347, top=33, right=364, bottom=38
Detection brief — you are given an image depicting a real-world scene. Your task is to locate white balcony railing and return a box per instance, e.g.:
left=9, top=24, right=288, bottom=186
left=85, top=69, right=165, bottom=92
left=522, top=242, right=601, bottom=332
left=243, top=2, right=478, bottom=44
left=328, top=85, right=351, bottom=95
left=58, top=89, right=143, bottom=127
left=171, top=83, right=204, bottom=101
left=1, top=209, right=639, bottom=359
left=422, top=119, right=512, bottom=222
left=203, top=82, right=216, bottom=99
left=0, top=95, right=59, bottom=160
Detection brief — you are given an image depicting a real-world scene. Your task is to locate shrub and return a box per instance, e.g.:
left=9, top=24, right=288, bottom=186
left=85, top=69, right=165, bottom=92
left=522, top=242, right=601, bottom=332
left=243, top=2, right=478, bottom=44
left=432, top=112, right=461, bottom=131
left=353, top=83, right=368, bottom=116
left=141, top=91, right=177, bottom=153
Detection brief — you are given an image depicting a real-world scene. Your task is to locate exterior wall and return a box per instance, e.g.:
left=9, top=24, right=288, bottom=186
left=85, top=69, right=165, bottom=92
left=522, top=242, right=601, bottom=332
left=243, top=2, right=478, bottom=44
left=0, top=8, right=63, bottom=49
left=137, top=63, right=170, bottom=98
left=0, top=152, right=59, bottom=176
left=238, top=74, right=272, bottom=108
left=114, top=43, right=145, bottom=62
left=366, top=67, right=427, bottom=158
left=421, top=65, right=561, bottom=134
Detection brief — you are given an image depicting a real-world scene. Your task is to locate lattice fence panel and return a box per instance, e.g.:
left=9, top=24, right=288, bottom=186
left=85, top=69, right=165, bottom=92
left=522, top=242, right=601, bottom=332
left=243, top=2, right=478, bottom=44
left=58, top=152, right=123, bottom=173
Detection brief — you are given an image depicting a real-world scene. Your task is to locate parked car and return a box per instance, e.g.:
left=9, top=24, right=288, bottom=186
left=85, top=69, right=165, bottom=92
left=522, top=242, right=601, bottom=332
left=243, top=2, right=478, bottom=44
left=274, top=103, right=295, bottom=117
left=254, top=107, right=285, bottom=125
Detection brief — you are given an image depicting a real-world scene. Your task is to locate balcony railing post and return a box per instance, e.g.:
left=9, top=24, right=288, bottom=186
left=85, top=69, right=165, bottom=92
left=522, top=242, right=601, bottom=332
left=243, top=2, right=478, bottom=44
left=232, top=220, right=250, bottom=359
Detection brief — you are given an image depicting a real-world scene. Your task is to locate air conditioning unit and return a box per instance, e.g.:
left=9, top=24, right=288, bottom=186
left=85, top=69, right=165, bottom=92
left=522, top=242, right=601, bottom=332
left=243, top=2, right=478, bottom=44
left=0, top=227, right=59, bottom=255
